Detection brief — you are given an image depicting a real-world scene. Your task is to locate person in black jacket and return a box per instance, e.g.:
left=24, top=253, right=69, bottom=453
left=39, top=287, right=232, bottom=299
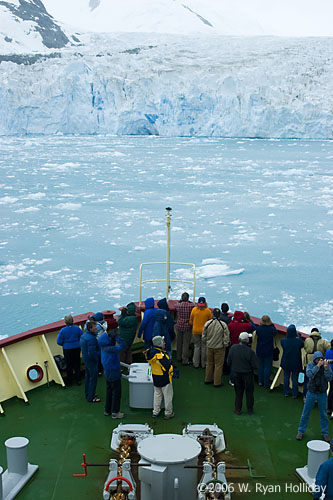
left=227, top=332, right=258, bottom=415
left=220, top=303, right=231, bottom=325
left=280, top=324, right=303, bottom=398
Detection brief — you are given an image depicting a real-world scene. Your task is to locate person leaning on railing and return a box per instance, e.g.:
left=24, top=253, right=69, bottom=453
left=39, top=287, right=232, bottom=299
left=57, top=314, right=83, bottom=387
left=174, top=292, right=194, bottom=365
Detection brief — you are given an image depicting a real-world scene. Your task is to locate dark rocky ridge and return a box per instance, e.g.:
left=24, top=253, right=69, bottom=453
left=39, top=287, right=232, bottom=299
left=0, top=0, right=74, bottom=49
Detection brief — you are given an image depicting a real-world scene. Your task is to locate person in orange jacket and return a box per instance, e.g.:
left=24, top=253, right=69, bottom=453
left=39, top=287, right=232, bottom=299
left=189, top=297, right=213, bottom=368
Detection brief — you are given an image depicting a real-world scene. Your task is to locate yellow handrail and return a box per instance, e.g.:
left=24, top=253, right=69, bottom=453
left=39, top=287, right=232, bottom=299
left=139, top=262, right=196, bottom=306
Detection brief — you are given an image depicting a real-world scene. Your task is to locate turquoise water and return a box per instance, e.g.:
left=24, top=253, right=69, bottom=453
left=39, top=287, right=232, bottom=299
left=0, top=136, right=332, bottom=338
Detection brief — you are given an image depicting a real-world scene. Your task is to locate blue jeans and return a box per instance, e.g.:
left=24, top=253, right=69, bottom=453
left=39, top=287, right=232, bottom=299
left=298, top=392, right=329, bottom=435
left=284, top=370, right=299, bottom=397
left=257, top=355, right=273, bottom=388
left=303, top=372, right=309, bottom=398
left=84, top=358, right=98, bottom=402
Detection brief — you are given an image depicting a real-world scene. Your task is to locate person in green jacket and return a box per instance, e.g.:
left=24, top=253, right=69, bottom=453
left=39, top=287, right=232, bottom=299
left=118, top=302, right=138, bottom=365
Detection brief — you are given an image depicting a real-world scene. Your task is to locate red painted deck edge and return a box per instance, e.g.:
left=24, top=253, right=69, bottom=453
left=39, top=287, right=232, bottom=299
left=0, top=312, right=94, bottom=348
left=0, top=304, right=308, bottom=349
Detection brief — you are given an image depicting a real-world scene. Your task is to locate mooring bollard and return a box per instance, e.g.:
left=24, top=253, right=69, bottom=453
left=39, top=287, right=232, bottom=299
left=307, top=440, right=330, bottom=479
left=5, top=437, right=29, bottom=476
left=2, top=436, right=38, bottom=500
left=296, top=439, right=330, bottom=487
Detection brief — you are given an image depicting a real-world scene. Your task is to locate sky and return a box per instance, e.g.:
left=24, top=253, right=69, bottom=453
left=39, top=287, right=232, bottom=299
left=42, top=0, right=333, bottom=36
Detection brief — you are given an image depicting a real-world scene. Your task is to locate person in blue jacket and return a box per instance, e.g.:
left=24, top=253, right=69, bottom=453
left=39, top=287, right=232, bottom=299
left=84, top=312, right=108, bottom=375
left=155, top=298, right=176, bottom=358
left=281, top=324, right=304, bottom=398
left=57, top=314, right=83, bottom=386
left=80, top=321, right=100, bottom=403
left=98, top=331, right=125, bottom=418
left=252, top=315, right=277, bottom=388
left=297, top=351, right=333, bottom=442
left=314, top=439, right=333, bottom=499
left=138, top=297, right=156, bottom=349
left=326, top=340, right=333, bottom=418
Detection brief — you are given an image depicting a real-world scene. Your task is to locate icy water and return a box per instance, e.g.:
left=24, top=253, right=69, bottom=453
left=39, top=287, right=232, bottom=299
left=0, top=136, right=332, bottom=338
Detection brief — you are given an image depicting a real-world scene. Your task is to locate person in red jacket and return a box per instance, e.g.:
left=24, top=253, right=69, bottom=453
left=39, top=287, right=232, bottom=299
left=228, top=311, right=254, bottom=385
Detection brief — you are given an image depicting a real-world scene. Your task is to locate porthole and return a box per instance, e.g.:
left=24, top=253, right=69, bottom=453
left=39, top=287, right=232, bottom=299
left=27, top=365, right=44, bottom=383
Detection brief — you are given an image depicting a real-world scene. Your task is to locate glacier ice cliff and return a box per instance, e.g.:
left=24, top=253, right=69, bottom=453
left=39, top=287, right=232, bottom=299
left=0, top=33, right=332, bottom=138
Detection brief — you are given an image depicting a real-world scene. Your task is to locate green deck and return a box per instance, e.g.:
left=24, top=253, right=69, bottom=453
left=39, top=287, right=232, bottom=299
left=0, top=359, right=322, bottom=500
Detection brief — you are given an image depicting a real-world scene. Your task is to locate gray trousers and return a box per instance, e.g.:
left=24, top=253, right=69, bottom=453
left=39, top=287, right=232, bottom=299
left=176, top=328, right=192, bottom=363
left=192, top=334, right=206, bottom=368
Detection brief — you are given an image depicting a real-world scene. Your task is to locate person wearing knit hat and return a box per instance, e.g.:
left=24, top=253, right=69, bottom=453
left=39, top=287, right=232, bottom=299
left=296, top=351, right=333, bottom=442
left=189, top=297, right=213, bottom=369
left=145, top=336, right=175, bottom=419
left=152, top=335, right=164, bottom=347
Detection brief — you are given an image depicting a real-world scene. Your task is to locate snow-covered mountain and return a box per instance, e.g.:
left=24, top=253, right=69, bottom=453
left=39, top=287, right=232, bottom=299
left=41, top=0, right=265, bottom=36
left=0, top=33, right=332, bottom=138
left=0, top=0, right=80, bottom=54
left=0, top=1, right=332, bottom=138
left=42, top=0, right=333, bottom=37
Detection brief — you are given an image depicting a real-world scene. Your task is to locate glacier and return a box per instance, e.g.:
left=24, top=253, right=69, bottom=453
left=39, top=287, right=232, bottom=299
left=0, top=33, right=332, bottom=138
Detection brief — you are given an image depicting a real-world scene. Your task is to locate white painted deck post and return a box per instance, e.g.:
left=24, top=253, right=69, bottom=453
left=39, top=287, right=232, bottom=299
left=0, top=465, right=3, bottom=500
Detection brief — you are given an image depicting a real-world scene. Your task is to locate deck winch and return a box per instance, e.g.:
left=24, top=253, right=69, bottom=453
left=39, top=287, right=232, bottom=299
left=74, top=423, right=260, bottom=499
left=107, top=423, right=229, bottom=500
left=103, top=433, right=137, bottom=500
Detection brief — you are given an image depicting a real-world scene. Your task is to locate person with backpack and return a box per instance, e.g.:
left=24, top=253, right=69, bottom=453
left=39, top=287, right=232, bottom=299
left=202, top=308, right=230, bottom=387
left=303, top=327, right=330, bottom=398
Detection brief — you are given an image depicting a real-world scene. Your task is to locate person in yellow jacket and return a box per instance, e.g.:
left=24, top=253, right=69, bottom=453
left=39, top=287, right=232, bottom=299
left=145, top=336, right=174, bottom=419
left=189, top=297, right=213, bottom=368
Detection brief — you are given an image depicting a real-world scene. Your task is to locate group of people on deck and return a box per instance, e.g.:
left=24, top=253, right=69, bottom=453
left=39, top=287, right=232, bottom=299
left=56, top=296, right=333, bottom=433
left=56, top=295, right=333, bottom=498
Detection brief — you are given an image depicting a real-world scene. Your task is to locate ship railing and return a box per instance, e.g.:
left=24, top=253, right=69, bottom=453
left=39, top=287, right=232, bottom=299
left=139, top=262, right=196, bottom=306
